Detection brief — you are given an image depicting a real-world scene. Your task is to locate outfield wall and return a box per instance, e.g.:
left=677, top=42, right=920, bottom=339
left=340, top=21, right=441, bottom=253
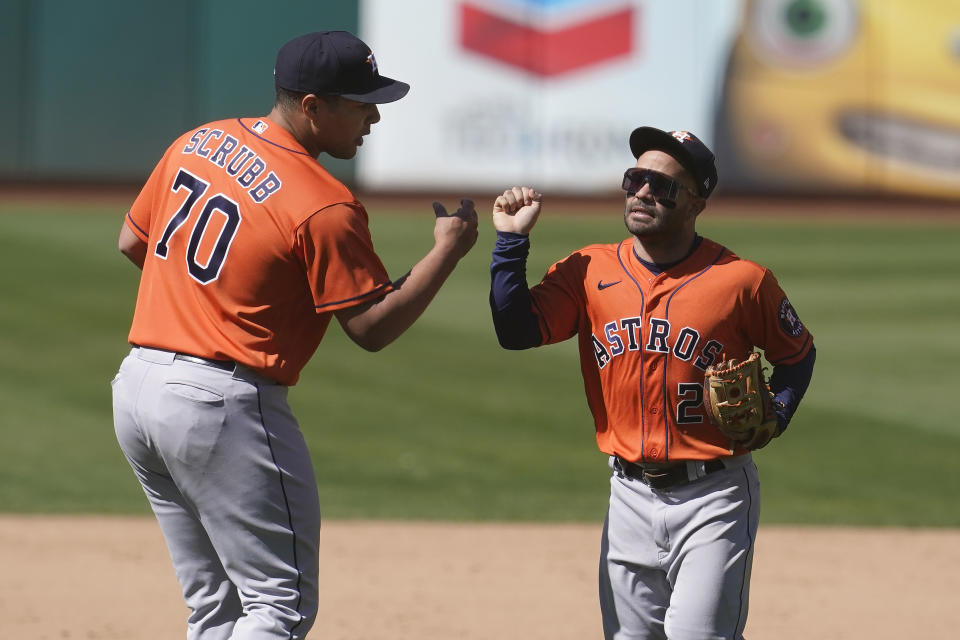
left=3, top=0, right=959, bottom=200
left=0, top=0, right=359, bottom=182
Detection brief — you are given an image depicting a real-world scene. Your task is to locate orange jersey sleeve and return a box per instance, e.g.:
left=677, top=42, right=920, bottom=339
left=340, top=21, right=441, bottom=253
left=745, top=269, right=813, bottom=365
left=526, top=249, right=598, bottom=345
left=126, top=141, right=178, bottom=242
left=125, top=117, right=394, bottom=385
left=529, top=237, right=813, bottom=462
left=295, top=203, right=391, bottom=312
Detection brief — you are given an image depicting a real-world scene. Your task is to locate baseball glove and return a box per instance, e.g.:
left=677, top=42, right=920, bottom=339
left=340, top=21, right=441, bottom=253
left=704, top=352, right=780, bottom=450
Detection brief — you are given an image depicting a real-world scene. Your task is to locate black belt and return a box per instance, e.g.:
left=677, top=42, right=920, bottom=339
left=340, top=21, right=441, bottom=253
left=173, top=353, right=236, bottom=372
left=614, top=456, right=726, bottom=490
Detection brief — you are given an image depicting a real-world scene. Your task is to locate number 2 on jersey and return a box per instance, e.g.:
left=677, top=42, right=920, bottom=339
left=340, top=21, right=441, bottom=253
left=676, top=383, right=705, bottom=424
left=155, top=168, right=242, bottom=284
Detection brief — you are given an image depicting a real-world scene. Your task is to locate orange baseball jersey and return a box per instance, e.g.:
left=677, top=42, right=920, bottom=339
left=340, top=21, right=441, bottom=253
left=125, top=117, right=393, bottom=385
left=529, top=236, right=812, bottom=461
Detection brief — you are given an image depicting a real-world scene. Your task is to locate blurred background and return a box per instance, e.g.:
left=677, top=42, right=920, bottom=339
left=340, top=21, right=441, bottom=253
left=3, top=0, right=960, bottom=200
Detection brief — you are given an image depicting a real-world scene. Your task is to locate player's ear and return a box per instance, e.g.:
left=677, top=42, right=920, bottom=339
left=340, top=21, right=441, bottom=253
left=301, top=94, right=319, bottom=117
left=686, top=198, right=707, bottom=224
left=687, top=197, right=706, bottom=219
left=302, top=94, right=338, bottom=120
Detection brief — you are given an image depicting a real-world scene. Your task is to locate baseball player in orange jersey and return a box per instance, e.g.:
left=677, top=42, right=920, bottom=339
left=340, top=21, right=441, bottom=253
left=489, top=128, right=815, bottom=639
left=111, top=31, right=477, bottom=639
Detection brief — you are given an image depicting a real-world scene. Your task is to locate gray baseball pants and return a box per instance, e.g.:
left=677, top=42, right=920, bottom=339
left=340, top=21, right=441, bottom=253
left=112, top=346, right=321, bottom=639
left=599, top=454, right=760, bottom=640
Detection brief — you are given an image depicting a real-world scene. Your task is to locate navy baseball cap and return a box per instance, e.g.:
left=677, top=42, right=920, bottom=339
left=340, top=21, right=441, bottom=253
left=629, top=127, right=718, bottom=198
left=274, top=31, right=410, bottom=104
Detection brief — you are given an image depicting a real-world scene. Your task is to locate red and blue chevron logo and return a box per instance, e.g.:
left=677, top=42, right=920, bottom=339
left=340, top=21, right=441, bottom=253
left=459, top=0, right=635, bottom=77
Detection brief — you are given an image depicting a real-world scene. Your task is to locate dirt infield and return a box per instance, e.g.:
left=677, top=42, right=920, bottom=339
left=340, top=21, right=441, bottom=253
left=1, top=516, right=956, bottom=639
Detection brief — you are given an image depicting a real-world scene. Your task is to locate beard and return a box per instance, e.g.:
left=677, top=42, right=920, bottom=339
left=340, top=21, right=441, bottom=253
left=624, top=203, right=667, bottom=237
left=623, top=198, right=694, bottom=243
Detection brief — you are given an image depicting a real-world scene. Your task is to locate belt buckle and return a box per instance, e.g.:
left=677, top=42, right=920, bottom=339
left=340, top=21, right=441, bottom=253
left=640, top=466, right=683, bottom=490
left=615, top=457, right=685, bottom=490
left=616, top=456, right=729, bottom=491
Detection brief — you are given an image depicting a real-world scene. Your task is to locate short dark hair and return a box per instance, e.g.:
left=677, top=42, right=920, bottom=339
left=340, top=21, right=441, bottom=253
left=274, top=82, right=341, bottom=113
left=274, top=83, right=309, bottom=112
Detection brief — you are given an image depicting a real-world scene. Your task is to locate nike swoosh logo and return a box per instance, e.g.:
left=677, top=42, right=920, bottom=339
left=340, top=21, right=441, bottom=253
left=597, top=280, right=622, bottom=290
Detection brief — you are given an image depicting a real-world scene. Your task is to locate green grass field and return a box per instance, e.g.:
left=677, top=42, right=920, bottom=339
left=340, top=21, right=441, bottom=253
left=1, top=197, right=957, bottom=526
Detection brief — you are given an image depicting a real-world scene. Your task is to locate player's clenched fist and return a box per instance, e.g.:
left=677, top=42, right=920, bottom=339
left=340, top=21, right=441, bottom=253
left=432, top=198, right=479, bottom=259
left=493, top=186, right=542, bottom=235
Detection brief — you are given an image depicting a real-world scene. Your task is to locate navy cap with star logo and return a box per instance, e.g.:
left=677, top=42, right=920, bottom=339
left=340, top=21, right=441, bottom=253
left=274, top=31, right=410, bottom=104
left=629, top=127, right=719, bottom=198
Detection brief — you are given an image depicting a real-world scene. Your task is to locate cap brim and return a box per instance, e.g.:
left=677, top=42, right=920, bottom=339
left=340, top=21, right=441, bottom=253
left=340, top=76, right=410, bottom=104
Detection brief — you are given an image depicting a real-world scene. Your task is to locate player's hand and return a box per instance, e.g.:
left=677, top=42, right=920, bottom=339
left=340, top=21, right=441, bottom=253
left=432, top=198, right=479, bottom=259
left=492, top=187, right=542, bottom=235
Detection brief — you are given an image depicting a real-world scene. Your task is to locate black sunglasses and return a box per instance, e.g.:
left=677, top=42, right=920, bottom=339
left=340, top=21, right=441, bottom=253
left=621, top=168, right=699, bottom=208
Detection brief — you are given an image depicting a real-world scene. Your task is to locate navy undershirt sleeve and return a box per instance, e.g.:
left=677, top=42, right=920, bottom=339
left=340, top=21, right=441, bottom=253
left=489, top=231, right=542, bottom=350
left=769, top=345, right=817, bottom=434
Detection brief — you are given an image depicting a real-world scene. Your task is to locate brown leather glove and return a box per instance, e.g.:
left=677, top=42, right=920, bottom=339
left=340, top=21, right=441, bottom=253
left=704, top=352, right=780, bottom=450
